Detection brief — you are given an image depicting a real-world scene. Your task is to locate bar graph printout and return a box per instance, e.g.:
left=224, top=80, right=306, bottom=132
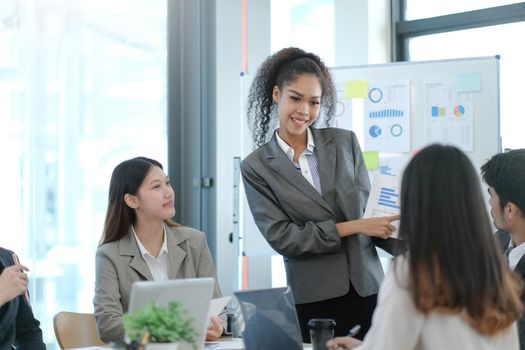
left=363, top=173, right=401, bottom=238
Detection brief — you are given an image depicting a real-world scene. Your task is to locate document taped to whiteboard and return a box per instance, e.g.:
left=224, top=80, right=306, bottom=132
left=363, top=173, right=401, bottom=238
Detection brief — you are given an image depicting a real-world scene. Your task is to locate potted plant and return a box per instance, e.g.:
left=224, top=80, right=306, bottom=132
left=123, top=301, right=197, bottom=350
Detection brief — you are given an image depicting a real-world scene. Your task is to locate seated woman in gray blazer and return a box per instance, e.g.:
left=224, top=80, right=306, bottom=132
left=241, top=47, right=400, bottom=342
left=93, top=157, right=223, bottom=344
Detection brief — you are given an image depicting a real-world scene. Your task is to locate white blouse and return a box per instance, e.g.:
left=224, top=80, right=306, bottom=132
left=356, top=257, right=519, bottom=350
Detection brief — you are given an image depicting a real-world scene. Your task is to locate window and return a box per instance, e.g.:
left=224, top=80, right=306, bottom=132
left=0, top=1, right=167, bottom=348
left=270, top=0, right=335, bottom=66
left=408, top=23, right=525, bottom=149
left=395, top=2, right=525, bottom=150
left=405, top=0, right=522, bottom=20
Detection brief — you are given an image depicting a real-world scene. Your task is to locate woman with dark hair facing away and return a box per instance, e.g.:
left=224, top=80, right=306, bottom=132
left=94, top=157, right=224, bottom=344
left=240, top=47, right=399, bottom=342
left=328, top=144, right=523, bottom=350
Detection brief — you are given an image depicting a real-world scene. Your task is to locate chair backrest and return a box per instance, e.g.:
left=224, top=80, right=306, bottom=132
left=53, top=311, right=107, bottom=349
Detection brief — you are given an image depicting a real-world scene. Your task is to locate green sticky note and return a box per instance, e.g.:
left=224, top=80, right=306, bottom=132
left=456, top=73, right=481, bottom=92
left=345, top=80, right=369, bottom=99
left=363, top=151, right=379, bottom=170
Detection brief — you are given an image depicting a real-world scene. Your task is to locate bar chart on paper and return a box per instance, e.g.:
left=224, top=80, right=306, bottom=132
left=363, top=173, right=401, bottom=236
left=377, top=187, right=400, bottom=210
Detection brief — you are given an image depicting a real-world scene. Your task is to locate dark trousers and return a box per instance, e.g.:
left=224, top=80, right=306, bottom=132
left=295, top=282, right=377, bottom=343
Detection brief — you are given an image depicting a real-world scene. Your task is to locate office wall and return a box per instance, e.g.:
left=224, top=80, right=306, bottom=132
left=215, top=0, right=242, bottom=297
left=335, top=0, right=391, bottom=66
left=215, top=0, right=274, bottom=295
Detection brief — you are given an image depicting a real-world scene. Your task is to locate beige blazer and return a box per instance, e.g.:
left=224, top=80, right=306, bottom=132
left=93, top=224, right=221, bottom=343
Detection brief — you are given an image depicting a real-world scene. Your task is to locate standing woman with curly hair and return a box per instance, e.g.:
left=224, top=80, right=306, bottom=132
left=241, top=47, right=399, bottom=342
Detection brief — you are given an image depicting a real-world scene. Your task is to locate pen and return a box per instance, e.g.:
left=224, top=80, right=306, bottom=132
left=347, top=324, right=361, bottom=337
left=141, top=331, right=150, bottom=345
left=12, top=253, right=30, bottom=302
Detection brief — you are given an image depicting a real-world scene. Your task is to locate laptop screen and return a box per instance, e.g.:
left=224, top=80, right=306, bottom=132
left=234, top=287, right=303, bottom=350
left=128, top=277, right=214, bottom=350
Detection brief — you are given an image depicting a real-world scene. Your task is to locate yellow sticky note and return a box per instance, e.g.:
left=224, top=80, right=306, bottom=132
left=345, top=80, right=368, bottom=99
left=363, top=151, right=379, bottom=171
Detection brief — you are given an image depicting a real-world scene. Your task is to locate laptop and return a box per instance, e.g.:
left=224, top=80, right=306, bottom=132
left=128, top=277, right=214, bottom=350
left=234, top=287, right=303, bottom=350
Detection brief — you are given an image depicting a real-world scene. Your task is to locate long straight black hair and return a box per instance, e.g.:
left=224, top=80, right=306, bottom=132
left=99, top=157, right=177, bottom=246
left=398, top=144, right=522, bottom=334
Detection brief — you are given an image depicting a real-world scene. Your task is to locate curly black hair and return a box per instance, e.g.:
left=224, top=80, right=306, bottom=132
left=246, top=47, right=336, bottom=148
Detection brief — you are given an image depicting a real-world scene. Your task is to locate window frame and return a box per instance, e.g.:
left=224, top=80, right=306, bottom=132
left=392, top=1, right=525, bottom=61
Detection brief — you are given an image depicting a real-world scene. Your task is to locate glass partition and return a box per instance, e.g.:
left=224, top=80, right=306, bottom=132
left=0, top=1, right=167, bottom=348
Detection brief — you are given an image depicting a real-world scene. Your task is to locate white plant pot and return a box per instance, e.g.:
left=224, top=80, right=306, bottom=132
left=145, top=343, right=179, bottom=350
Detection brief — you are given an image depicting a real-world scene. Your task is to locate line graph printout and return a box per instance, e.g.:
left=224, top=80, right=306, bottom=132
left=363, top=173, right=401, bottom=237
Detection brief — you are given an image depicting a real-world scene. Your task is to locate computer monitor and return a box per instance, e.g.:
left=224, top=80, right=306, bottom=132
left=234, top=286, right=303, bottom=350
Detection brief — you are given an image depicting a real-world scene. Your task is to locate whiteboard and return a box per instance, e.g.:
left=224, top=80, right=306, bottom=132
left=240, top=56, right=501, bottom=256
left=331, top=56, right=501, bottom=174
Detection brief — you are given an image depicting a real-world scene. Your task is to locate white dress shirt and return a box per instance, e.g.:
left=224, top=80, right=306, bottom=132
left=355, top=256, right=519, bottom=350
left=507, top=240, right=525, bottom=271
left=275, top=127, right=322, bottom=194
left=132, top=225, right=170, bottom=281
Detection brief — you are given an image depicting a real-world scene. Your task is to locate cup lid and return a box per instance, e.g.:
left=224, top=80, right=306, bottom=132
left=308, top=318, right=336, bottom=329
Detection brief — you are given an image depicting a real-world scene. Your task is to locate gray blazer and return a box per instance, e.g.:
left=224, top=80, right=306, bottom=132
left=93, top=224, right=221, bottom=343
left=241, top=127, right=396, bottom=304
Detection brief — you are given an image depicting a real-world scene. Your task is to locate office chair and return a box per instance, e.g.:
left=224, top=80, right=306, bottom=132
left=53, top=311, right=107, bottom=349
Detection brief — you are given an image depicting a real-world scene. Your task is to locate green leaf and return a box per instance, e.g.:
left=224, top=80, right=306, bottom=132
left=123, top=300, right=197, bottom=348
